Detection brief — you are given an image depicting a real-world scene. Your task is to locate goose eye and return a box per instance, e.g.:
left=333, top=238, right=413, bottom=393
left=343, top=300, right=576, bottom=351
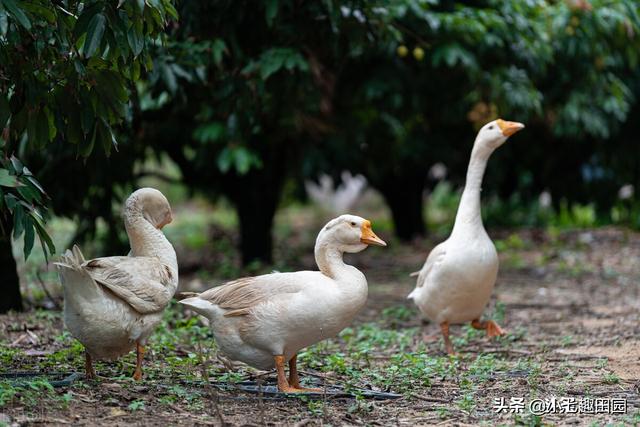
left=350, top=222, right=356, bottom=226
left=488, top=125, right=494, bottom=130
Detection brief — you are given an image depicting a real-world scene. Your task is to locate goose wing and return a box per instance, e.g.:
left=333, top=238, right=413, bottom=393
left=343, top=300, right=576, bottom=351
left=415, top=241, right=448, bottom=288
left=198, top=275, right=306, bottom=317
left=82, top=256, right=175, bottom=314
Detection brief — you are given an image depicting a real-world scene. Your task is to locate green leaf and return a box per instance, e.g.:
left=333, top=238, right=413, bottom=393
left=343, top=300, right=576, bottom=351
left=211, top=39, right=226, bottom=65
left=45, top=107, right=56, bottom=141
left=84, top=13, right=106, bottom=58
left=233, top=147, right=252, bottom=174
left=96, top=119, right=113, bottom=155
left=20, top=2, right=55, bottom=23
left=73, top=3, right=102, bottom=39
left=193, top=122, right=225, bottom=143
left=79, top=124, right=97, bottom=157
left=265, top=0, right=278, bottom=27
left=217, top=147, right=232, bottom=173
left=132, top=60, right=141, bottom=80
left=10, top=155, right=22, bottom=174
left=12, top=204, right=24, bottom=239
left=127, top=25, right=144, bottom=56
left=0, top=10, right=8, bottom=36
left=22, top=215, right=34, bottom=260
left=1, top=0, right=31, bottom=30
left=34, top=220, right=55, bottom=261
left=160, top=63, right=177, bottom=93
left=136, top=0, right=145, bottom=13
left=0, top=168, right=18, bottom=187
left=26, top=176, right=45, bottom=195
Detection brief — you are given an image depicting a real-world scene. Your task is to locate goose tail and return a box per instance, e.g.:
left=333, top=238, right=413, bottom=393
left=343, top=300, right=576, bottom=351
left=55, top=245, right=100, bottom=301
left=179, top=296, right=217, bottom=319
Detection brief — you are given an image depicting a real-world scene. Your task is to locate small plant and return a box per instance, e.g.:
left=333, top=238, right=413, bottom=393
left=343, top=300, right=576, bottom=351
left=514, top=413, right=543, bottom=427
left=602, top=372, right=620, bottom=384
left=128, top=400, right=146, bottom=412
left=347, top=393, right=373, bottom=415
left=456, top=392, right=475, bottom=414
left=0, top=378, right=55, bottom=408
left=305, top=399, right=325, bottom=417
left=437, top=406, right=450, bottom=419
left=560, top=335, right=574, bottom=347
left=382, top=305, right=414, bottom=323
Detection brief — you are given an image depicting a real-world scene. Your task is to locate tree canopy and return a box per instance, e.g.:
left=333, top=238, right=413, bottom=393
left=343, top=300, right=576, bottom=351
left=1, top=0, right=639, bottom=312
left=0, top=0, right=177, bottom=311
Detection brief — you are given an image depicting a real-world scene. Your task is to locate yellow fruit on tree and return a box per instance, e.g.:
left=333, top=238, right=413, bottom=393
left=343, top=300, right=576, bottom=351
left=413, top=47, right=425, bottom=61
left=397, top=45, right=409, bottom=57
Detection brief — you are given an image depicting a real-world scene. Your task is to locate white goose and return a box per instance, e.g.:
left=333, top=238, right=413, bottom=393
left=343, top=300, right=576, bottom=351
left=180, top=215, right=386, bottom=392
left=408, top=119, right=524, bottom=354
left=56, top=188, right=178, bottom=379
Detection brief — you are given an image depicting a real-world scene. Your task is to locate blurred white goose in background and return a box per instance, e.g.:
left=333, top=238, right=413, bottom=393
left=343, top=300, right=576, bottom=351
left=180, top=214, right=386, bottom=392
left=408, top=119, right=524, bottom=354
left=305, top=171, right=367, bottom=214
left=56, top=188, right=178, bottom=379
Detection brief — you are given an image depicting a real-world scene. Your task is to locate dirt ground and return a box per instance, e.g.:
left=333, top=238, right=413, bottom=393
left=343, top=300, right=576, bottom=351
left=1, top=227, right=639, bottom=426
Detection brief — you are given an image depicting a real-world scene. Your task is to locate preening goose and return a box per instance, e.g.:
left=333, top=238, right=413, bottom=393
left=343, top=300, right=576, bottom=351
left=56, top=188, right=178, bottom=379
left=180, top=215, right=386, bottom=392
left=408, top=119, right=524, bottom=354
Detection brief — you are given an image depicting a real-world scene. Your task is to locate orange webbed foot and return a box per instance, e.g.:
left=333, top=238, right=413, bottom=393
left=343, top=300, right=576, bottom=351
left=486, top=320, right=505, bottom=338
left=471, top=319, right=506, bottom=339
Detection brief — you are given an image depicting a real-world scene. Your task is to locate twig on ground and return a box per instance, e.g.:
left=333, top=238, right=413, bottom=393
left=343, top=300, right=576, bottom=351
left=196, top=341, right=225, bottom=426
left=410, top=394, right=449, bottom=403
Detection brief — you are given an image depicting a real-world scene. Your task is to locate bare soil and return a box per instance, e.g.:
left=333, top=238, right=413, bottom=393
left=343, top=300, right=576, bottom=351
left=1, top=227, right=639, bottom=426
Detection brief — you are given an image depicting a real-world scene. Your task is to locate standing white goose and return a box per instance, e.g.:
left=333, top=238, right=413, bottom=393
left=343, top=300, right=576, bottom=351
left=56, top=188, right=178, bottom=379
left=180, top=215, right=386, bottom=392
left=408, top=119, right=524, bottom=354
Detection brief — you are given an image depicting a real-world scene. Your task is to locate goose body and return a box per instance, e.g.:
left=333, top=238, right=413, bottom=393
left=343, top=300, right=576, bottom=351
left=181, top=214, right=386, bottom=391
left=408, top=119, right=524, bottom=353
left=56, top=188, right=178, bottom=378
left=410, top=231, right=498, bottom=325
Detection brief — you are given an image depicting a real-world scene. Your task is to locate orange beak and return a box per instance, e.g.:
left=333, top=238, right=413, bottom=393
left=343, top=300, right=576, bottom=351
left=156, top=211, right=173, bottom=229
left=496, top=119, right=525, bottom=137
left=360, top=220, right=387, bottom=247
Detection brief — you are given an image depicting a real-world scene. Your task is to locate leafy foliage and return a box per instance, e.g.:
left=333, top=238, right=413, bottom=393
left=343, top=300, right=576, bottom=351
left=0, top=153, right=51, bottom=259
left=0, top=0, right=177, bottom=259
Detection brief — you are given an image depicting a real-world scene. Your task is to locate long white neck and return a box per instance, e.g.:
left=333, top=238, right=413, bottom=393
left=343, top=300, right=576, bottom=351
left=124, top=212, right=178, bottom=274
left=451, top=141, right=494, bottom=236
left=314, top=235, right=353, bottom=280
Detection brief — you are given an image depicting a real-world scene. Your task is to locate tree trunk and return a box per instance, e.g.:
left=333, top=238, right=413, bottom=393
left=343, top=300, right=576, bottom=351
left=376, top=178, right=426, bottom=241
left=234, top=194, right=278, bottom=265
left=0, top=215, right=22, bottom=313
left=226, top=154, right=287, bottom=265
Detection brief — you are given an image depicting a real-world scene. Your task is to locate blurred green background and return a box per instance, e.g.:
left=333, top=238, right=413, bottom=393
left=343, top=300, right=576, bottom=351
left=1, top=0, right=639, bottom=312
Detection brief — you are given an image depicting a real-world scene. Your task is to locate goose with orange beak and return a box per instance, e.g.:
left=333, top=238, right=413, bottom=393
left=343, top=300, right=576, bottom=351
left=181, top=215, right=386, bottom=392
left=408, top=119, right=525, bottom=354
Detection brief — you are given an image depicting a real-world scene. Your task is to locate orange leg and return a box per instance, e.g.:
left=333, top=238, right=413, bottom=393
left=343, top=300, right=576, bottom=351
left=133, top=342, right=145, bottom=381
left=274, top=355, right=301, bottom=393
left=440, top=322, right=455, bottom=355
left=288, top=355, right=321, bottom=392
left=471, top=319, right=505, bottom=338
left=85, top=350, right=96, bottom=380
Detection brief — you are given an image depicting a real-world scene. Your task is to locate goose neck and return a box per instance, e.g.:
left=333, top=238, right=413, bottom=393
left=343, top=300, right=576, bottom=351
left=314, top=239, right=350, bottom=279
left=452, top=144, right=493, bottom=234
left=124, top=213, right=177, bottom=273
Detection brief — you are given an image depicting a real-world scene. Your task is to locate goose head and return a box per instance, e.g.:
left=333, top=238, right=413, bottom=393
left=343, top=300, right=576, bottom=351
left=125, top=188, right=173, bottom=229
left=474, top=119, right=525, bottom=150
left=317, top=214, right=386, bottom=253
